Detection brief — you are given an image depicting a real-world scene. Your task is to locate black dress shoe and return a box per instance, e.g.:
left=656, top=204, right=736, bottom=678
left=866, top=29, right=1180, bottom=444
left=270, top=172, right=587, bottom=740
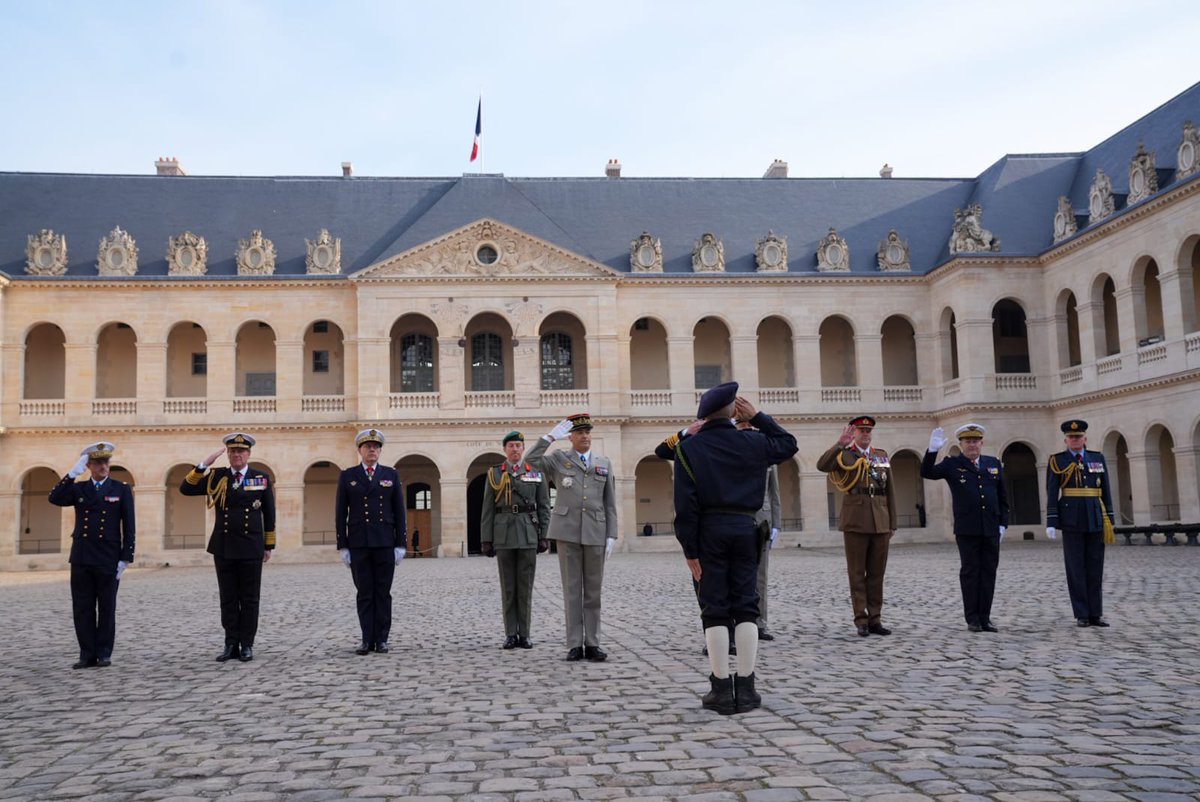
left=968, top=623, right=983, bottom=633
left=868, top=623, right=892, bottom=636
left=503, top=635, right=519, bottom=650
left=584, top=645, right=608, bottom=662
left=95, top=658, right=111, bottom=667
left=565, top=646, right=585, bottom=661
left=356, top=642, right=371, bottom=655
left=1088, top=618, right=1110, bottom=627
left=981, top=622, right=999, bottom=633
left=1076, top=618, right=1090, bottom=627
left=757, top=629, right=775, bottom=641
left=375, top=641, right=389, bottom=653
left=238, top=646, right=253, bottom=662
left=72, top=658, right=95, bottom=669
left=216, top=644, right=238, bottom=662
left=517, top=636, right=533, bottom=649
left=856, top=625, right=870, bottom=637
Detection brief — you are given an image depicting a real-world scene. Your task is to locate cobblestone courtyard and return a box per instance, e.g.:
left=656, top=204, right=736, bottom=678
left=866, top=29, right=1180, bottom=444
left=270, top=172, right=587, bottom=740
left=2, top=542, right=1198, bottom=801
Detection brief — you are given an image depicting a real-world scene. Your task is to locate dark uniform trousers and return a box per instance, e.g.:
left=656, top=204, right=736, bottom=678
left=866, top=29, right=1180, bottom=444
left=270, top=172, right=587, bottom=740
left=1062, top=531, right=1104, bottom=620
left=49, top=476, right=135, bottom=663
left=1046, top=450, right=1113, bottom=621
left=350, top=548, right=396, bottom=643
left=955, top=535, right=1000, bottom=625
left=697, top=513, right=760, bottom=628
left=843, top=532, right=890, bottom=627
left=214, top=556, right=263, bottom=648
left=497, top=548, right=538, bottom=637
left=335, top=464, right=405, bottom=645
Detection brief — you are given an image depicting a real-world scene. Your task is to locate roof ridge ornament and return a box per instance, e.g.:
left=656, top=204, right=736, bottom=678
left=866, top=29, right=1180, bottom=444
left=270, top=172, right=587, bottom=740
left=876, top=229, right=910, bottom=272
left=948, top=203, right=999, bottom=254
left=816, top=227, right=850, bottom=271
left=692, top=232, right=725, bottom=272
left=1177, top=121, right=1199, bottom=181
left=1088, top=169, right=1115, bottom=225
left=167, top=231, right=208, bottom=275
left=1052, top=196, right=1079, bottom=244
left=755, top=230, right=788, bottom=272
left=236, top=230, right=276, bottom=275
left=25, top=229, right=68, bottom=276
left=305, top=228, right=342, bottom=274
left=630, top=231, right=663, bottom=273
left=97, top=226, right=139, bottom=276
left=1126, top=142, right=1158, bottom=205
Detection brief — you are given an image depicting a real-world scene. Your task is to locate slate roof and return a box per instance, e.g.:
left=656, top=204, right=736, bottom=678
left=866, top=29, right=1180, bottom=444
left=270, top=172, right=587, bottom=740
left=2, top=81, right=1198, bottom=280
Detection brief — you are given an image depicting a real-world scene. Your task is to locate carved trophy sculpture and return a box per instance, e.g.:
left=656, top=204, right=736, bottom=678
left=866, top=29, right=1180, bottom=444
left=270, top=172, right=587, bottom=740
left=816, top=227, right=850, bottom=271
left=1088, top=169, right=1115, bottom=226
left=755, top=231, right=788, bottom=272
left=691, top=232, right=725, bottom=272
left=948, top=203, right=1000, bottom=254
left=26, top=229, right=68, bottom=276
left=629, top=231, right=663, bottom=273
left=1178, top=121, right=1200, bottom=181
left=97, top=227, right=139, bottom=276
left=236, top=230, right=276, bottom=276
left=1052, top=197, right=1078, bottom=244
left=305, top=229, right=342, bottom=274
left=876, top=229, right=910, bottom=271
left=1127, top=142, right=1158, bottom=206
left=167, top=231, right=208, bottom=275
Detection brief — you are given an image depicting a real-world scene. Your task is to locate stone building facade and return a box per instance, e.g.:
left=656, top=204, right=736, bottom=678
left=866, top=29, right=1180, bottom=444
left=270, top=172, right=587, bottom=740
left=2, top=87, right=1199, bottom=570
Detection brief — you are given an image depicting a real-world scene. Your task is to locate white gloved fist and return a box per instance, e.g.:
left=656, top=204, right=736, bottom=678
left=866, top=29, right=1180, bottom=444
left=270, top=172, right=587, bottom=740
left=339, top=548, right=351, bottom=567
left=116, top=560, right=127, bottom=580
left=548, top=419, right=572, bottom=441
left=1046, top=527, right=1057, bottom=540
left=68, top=454, right=90, bottom=479
left=998, top=525, right=1006, bottom=544
left=928, top=427, right=947, bottom=452
left=769, top=527, right=779, bottom=549
left=394, top=547, right=406, bottom=565
left=605, top=538, right=615, bottom=559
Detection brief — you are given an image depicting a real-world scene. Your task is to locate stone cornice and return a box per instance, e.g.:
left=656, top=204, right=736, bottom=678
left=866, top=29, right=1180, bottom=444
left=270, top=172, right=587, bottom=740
left=2, top=276, right=345, bottom=290
left=923, top=257, right=1041, bottom=284
left=619, top=273, right=926, bottom=287
left=933, top=369, right=1200, bottom=417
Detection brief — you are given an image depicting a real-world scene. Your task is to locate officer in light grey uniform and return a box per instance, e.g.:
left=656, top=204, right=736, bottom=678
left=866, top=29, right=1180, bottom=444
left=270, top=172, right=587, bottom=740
left=526, top=413, right=619, bottom=662
left=481, top=430, right=551, bottom=649
left=753, top=463, right=782, bottom=639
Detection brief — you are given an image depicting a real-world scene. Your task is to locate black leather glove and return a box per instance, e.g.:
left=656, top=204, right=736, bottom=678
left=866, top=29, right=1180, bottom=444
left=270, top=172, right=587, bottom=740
left=481, top=542, right=495, bottom=557
left=537, top=539, right=549, bottom=553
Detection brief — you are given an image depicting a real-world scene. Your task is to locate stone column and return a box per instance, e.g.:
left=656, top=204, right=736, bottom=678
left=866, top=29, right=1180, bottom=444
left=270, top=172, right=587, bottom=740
left=513, top=336, right=540, bottom=411
left=2, top=342, right=23, bottom=420
left=64, top=343, right=96, bottom=419
left=439, top=478, right=468, bottom=556
left=1157, top=269, right=1186, bottom=341
left=914, top=331, right=938, bottom=388
left=667, top=336, right=695, bottom=412
left=206, top=339, right=235, bottom=419
left=1114, top=286, right=1140, bottom=354
left=136, top=485, right=166, bottom=562
left=1074, top=301, right=1099, bottom=365
left=729, top=335, right=759, bottom=394
left=438, top=336, right=465, bottom=411
left=589, top=333, right=619, bottom=416
left=137, top=342, right=167, bottom=418
left=1025, top=311, right=1055, bottom=379
left=800, top=468, right=831, bottom=535
left=355, top=336, right=389, bottom=420
left=0, top=490, right=19, bottom=565
left=1171, top=445, right=1200, bottom=522
left=952, top=317, right=994, bottom=393
left=1125, top=451, right=1153, bottom=525
left=274, top=480, right=304, bottom=552
left=275, top=339, right=304, bottom=416
left=341, top=334, right=360, bottom=420
left=793, top=335, right=819, bottom=389
left=615, top=475, right=637, bottom=549
left=854, top=333, right=883, bottom=388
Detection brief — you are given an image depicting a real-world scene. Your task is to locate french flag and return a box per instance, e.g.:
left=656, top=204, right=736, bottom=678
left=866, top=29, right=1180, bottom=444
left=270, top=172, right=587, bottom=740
left=469, top=98, right=481, bottom=162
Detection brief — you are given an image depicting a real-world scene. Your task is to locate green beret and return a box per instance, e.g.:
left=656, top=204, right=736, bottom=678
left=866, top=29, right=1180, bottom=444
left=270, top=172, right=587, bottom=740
left=502, top=431, right=524, bottom=445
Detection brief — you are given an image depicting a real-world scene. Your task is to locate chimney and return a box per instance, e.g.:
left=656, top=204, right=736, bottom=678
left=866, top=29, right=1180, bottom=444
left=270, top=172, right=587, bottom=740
left=341, top=161, right=353, bottom=178
left=763, top=159, right=788, bottom=179
left=879, top=163, right=893, bottom=178
left=154, top=156, right=186, bottom=176
left=605, top=158, right=622, bottom=178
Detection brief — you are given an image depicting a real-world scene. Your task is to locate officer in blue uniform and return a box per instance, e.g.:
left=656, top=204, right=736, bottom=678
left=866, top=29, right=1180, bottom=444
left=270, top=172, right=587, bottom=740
left=335, top=428, right=406, bottom=655
left=1046, top=419, right=1115, bottom=627
left=49, top=441, right=135, bottom=669
left=673, top=381, right=797, bottom=715
left=921, top=423, right=1009, bottom=632
left=180, top=432, right=276, bottom=662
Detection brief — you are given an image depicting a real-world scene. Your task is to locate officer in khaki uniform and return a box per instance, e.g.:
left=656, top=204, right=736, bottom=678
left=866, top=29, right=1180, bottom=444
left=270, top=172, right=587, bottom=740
left=180, top=432, right=276, bottom=663
left=481, top=431, right=551, bottom=649
left=527, top=413, right=618, bottom=662
left=817, top=415, right=897, bottom=637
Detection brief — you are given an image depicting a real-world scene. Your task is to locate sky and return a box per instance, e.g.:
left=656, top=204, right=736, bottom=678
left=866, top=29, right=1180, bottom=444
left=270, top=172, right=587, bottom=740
left=2, top=0, right=1198, bottom=180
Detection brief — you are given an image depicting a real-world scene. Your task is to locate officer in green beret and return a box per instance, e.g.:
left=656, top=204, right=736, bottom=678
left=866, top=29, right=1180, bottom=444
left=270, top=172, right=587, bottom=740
left=481, top=431, right=551, bottom=649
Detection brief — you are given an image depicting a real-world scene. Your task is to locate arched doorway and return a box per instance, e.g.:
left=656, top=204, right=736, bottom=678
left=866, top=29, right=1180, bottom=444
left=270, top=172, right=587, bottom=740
left=24, top=323, right=65, bottom=400
left=819, top=315, right=857, bottom=387
left=302, top=461, right=341, bottom=546
left=96, top=323, right=138, bottom=398
left=397, top=455, right=440, bottom=555
left=1001, top=443, right=1040, bottom=525
left=1101, top=432, right=1133, bottom=525
left=165, top=463, right=207, bottom=550
left=992, top=299, right=1031, bottom=374
left=20, top=467, right=62, bottom=554
left=630, top=317, right=669, bottom=391
left=466, top=453, right=505, bottom=555
left=635, top=455, right=673, bottom=536
left=889, top=450, right=925, bottom=528
left=1145, top=425, right=1180, bottom=521
left=778, top=458, right=802, bottom=530
left=693, top=317, right=731, bottom=389
left=881, top=316, right=918, bottom=386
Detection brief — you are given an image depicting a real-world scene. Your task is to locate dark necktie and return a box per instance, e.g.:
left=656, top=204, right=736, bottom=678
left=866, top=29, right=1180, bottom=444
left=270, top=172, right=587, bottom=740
left=233, top=471, right=244, bottom=489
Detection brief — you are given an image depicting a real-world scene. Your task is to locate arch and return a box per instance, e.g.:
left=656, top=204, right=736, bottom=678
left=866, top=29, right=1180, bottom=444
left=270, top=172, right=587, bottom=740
left=466, top=452, right=506, bottom=554
left=880, top=315, right=918, bottom=386
left=166, top=321, right=207, bottom=398
left=390, top=313, right=439, bottom=393
left=1177, top=234, right=1200, bottom=334
left=539, top=311, right=588, bottom=390
left=889, top=449, right=926, bottom=528
left=23, top=323, right=65, bottom=399
left=991, top=298, right=1030, bottom=373
left=465, top=313, right=513, bottom=392
left=635, top=455, right=674, bottom=536
left=19, top=467, right=62, bottom=554
left=692, top=316, right=731, bottom=389
left=1131, top=256, right=1165, bottom=343
left=630, top=317, right=669, bottom=390
left=109, top=465, right=136, bottom=486
left=756, top=315, right=794, bottom=388
left=939, top=307, right=960, bottom=382
left=248, top=461, right=277, bottom=484
left=303, top=319, right=344, bottom=395
left=1143, top=424, right=1180, bottom=521
left=302, top=460, right=342, bottom=546
left=96, top=322, right=138, bottom=398
left=819, top=315, right=856, bottom=387
left=778, top=457, right=802, bottom=530
left=164, top=463, right=207, bottom=549
left=1055, top=289, right=1082, bottom=368
left=1100, top=431, right=1133, bottom=525
left=1001, top=442, right=1040, bottom=525
left=1089, top=273, right=1121, bottom=357
left=235, top=320, right=277, bottom=396
left=398, top=455, right=441, bottom=556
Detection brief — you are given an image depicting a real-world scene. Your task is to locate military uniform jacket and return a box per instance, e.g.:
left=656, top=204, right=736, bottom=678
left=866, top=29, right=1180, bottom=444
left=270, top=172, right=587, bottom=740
left=526, top=438, right=618, bottom=546
left=920, top=452, right=1009, bottom=537
left=1046, top=449, right=1114, bottom=533
left=49, top=476, right=135, bottom=568
left=673, top=413, right=798, bottom=559
left=180, top=466, right=276, bottom=559
left=480, top=461, right=551, bottom=550
left=335, top=464, right=406, bottom=550
left=817, top=444, right=897, bottom=534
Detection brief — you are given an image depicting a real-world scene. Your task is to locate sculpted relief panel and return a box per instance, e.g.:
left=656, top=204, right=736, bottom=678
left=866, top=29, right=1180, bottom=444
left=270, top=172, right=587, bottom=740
left=25, top=229, right=68, bottom=276
left=167, top=231, right=208, bottom=275
left=816, top=227, right=850, bottom=271
left=97, top=227, right=138, bottom=276
left=755, top=231, right=788, bottom=273
left=1088, top=169, right=1116, bottom=225
left=948, top=203, right=999, bottom=254
left=236, top=230, right=276, bottom=276
left=876, top=229, right=910, bottom=272
left=629, top=231, right=663, bottom=273
left=306, top=229, right=342, bottom=274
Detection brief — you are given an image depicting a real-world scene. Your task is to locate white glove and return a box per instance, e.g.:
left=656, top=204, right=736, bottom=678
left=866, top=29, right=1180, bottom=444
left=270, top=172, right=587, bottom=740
left=605, top=537, right=615, bottom=559
left=769, top=528, right=779, bottom=549
left=679, top=427, right=689, bottom=438
left=116, top=560, right=127, bottom=580
left=998, top=526, right=1006, bottom=544
left=548, top=419, right=572, bottom=441
left=339, top=548, right=351, bottom=567
left=928, top=427, right=947, bottom=452
left=68, top=454, right=90, bottom=479
left=1046, top=527, right=1057, bottom=540
left=394, top=547, right=406, bottom=564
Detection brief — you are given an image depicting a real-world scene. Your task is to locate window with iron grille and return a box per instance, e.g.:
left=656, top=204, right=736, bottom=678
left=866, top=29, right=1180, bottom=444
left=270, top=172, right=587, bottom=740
left=471, top=332, right=504, bottom=391
left=400, top=333, right=434, bottom=392
left=540, top=331, right=574, bottom=390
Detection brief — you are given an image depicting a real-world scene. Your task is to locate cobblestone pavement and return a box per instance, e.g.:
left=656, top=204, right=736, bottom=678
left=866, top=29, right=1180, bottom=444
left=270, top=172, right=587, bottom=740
left=2, top=541, right=1199, bottom=801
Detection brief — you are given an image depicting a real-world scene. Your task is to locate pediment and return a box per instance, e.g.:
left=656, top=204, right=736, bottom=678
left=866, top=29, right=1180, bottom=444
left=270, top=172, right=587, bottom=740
left=352, top=218, right=621, bottom=280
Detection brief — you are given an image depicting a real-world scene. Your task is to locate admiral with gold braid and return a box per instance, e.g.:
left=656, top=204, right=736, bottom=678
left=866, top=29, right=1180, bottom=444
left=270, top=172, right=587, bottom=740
left=180, top=432, right=276, bottom=662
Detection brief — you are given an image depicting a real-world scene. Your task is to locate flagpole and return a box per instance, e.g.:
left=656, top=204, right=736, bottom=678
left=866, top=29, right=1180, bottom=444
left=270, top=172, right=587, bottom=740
left=478, top=93, right=483, bottom=174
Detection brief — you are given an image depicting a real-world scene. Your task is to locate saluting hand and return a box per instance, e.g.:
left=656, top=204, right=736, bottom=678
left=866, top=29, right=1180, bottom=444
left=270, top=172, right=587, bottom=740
left=200, top=448, right=225, bottom=470
left=836, top=424, right=856, bottom=447
left=685, top=418, right=704, bottom=436
left=733, top=396, right=758, bottom=421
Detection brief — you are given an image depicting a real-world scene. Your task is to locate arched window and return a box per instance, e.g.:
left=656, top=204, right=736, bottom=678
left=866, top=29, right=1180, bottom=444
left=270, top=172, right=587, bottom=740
left=401, top=333, right=434, bottom=392
left=471, top=332, right=504, bottom=391
left=540, top=332, right=574, bottom=390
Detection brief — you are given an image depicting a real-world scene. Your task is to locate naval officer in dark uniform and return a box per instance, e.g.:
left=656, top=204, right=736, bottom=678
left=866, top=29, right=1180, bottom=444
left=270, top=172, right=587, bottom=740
left=180, top=432, right=276, bottom=662
left=335, top=428, right=406, bottom=655
left=673, top=382, right=797, bottom=715
left=1046, top=419, right=1115, bottom=627
left=481, top=431, right=551, bottom=649
left=49, top=441, right=135, bottom=669
left=921, top=423, right=1009, bottom=632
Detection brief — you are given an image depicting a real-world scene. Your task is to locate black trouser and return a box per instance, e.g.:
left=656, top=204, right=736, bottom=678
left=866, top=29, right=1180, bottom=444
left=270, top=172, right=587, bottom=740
left=1062, top=530, right=1104, bottom=620
left=70, top=564, right=119, bottom=662
left=214, top=556, right=263, bottom=647
left=697, top=515, right=760, bottom=630
left=350, top=547, right=395, bottom=645
left=955, top=533, right=1000, bottom=625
